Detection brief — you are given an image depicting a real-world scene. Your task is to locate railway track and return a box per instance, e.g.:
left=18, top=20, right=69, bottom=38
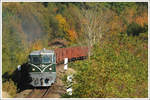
left=41, top=86, right=51, bottom=98
left=21, top=64, right=68, bottom=98
left=26, top=88, right=35, bottom=98
left=26, top=82, right=65, bottom=98
left=42, top=83, right=65, bottom=98
left=26, top=86, right=51, bottom=98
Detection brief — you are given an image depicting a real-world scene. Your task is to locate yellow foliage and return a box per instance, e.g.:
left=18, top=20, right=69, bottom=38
left=67, top=29, right=77, bottom=41
left=56, top=14, right=69, bottom=31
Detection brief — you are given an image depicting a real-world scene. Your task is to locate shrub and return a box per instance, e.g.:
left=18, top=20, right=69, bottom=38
left=126, top=22, right=146, bottom=36
left=2, top=79, right=17, bottom=97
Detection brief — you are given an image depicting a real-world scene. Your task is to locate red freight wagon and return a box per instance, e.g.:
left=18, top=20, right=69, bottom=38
left=66, top=48, right=71, bottom=59
left=55, top=46, right=88, bottom=63
left=80, top=47, right=85, bottom=57
left=74, top=47, right=79, bottom=58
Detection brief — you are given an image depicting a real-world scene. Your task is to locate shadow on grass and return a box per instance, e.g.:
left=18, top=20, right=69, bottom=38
left=2, top=63, right=33, bottom=92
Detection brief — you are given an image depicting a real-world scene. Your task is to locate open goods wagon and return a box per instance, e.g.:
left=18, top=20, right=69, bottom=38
left=55, top=46, right=88, bottom=63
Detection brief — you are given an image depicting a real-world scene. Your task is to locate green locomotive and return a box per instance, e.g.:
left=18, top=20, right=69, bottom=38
left=28, top=48, right=56, bottom=87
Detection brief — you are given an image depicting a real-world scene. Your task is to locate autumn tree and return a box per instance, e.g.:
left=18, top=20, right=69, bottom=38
left=79, top=8, right=110, bottom=59
left=56, top=14, right=77, bottom=42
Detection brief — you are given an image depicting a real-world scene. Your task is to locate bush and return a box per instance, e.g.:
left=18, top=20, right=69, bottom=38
left=62, top=74, right=67, bottom=82
left=126, top=22, right=147, bottom=36
left=2, top=79, right=17, bottom=97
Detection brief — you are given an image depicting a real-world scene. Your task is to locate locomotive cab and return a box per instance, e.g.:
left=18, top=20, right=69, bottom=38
left=28, top=48, right=56, bottom=87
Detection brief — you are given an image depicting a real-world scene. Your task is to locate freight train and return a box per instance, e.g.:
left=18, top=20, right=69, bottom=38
left=24, top=46, right=88, bottom=87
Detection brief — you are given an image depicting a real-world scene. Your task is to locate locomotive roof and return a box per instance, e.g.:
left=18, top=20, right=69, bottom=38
left=29, top=48, right=54, bottom=55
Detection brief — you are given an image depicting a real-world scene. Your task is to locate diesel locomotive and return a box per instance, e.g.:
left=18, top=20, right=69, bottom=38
left=28, top=48, right=56, bottom=87
left=18, top=46, right=88, bottom=87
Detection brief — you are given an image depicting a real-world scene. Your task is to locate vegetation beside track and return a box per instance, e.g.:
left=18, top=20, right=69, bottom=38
left=63, top=33, right=148, bottom=98
left=2, top=2, right=148, bottom=97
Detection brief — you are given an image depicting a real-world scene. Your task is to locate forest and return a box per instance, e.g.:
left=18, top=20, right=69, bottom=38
left=2, top=2, right=148, bottom=97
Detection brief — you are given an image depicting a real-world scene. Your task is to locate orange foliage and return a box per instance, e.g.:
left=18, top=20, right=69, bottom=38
left=135, top=12, right=148, bottom=26
left=127, top=8, right=135, bottom=24
left=32, top=40, right=43, bottom=50
left=53, top=8, right=58, bottom=13
left=56, top=14, right=77, bottom=42
left=109, top=7, right=148, bottom=35
left=109, top=15, right=124, bottom=34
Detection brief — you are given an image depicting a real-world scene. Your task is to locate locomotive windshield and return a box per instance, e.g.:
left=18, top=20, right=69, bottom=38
left=42, top=55, right=52, bottom=63
left=31, top=55, right=41, bottom=64
left=29, top=54, right=54, bottom=64
left=29, top=49, right=55, bottom=64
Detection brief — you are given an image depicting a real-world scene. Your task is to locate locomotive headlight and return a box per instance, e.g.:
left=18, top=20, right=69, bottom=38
left=49, top=67, right=52, bottom=70
left=32, top=68, right=35, bottom=71
left=42, top=65, right=45, bottom=67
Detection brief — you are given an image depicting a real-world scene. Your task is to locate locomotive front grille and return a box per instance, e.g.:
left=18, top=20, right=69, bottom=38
left=29, top=72, right=56, bottom=87
left=45, top=78, right=49, bottom=84
left=40, top=78, right=43, bottom=85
